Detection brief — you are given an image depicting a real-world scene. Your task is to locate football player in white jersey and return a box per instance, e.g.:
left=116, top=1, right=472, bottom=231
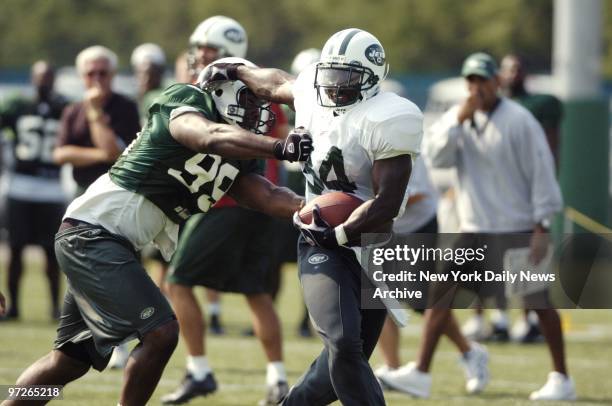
left=200, top=28, right=423, bottom=405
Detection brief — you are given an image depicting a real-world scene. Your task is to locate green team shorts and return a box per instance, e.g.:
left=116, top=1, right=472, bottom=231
left=168, top=207, right=276, bottom=294
left=53, top=223, right=175, bottom=370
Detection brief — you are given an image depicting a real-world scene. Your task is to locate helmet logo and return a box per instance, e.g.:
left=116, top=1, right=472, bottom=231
left=224, top=28, right=245, bottom=44
left=365, top=44, right=385, bottom=66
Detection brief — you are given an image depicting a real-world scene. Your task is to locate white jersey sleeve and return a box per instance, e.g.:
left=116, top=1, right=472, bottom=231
left=361, top=93, right=423, bottom=161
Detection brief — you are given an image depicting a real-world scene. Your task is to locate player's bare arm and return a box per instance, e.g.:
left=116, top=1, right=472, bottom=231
left=85, top=85, right=123, bottom=161
left=201, top=63, right=296, bottom=108
left=169, top=112, right=311, bottom=161
left=229, top=172, right=304, bottom=219
left=236, top=66, right=296, bottom=108
left=342, top=154, right=413, bottom=244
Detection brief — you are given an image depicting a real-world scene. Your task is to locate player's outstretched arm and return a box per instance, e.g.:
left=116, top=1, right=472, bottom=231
left=200, top=63, right=296, bottom=108
left=169, top=112, right=311, bottom=161
left=343, top=155, right=413, bottom=244
left=237, top=66, right=296, bottom=108
left=229, top=172, right=304, bottom=219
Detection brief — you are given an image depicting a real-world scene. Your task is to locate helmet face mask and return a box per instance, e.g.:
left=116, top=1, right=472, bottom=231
left=316, top=29, right=388, bottom=113
left=315, top=62, right=378, bottom=108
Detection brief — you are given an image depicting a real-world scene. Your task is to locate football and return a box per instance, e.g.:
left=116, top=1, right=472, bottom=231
left=298, top=191, right=364, bottom=227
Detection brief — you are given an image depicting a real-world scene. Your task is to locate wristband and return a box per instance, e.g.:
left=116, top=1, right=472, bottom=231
left=334, top=224, right=349, bottom=246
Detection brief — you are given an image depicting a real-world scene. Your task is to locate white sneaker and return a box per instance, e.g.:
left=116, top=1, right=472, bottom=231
left=374, top=364, right=392, bottom=378
left=529, top=372, right=576, bottom=401
left=511, top=317, right=530, bottom=341
left=108, top=343, right=130, bottom=369
left=376, top=361, right=431, bottom=398
left=459, top=342, right=489, bottom=394
left=461, top=315, right=488, bottom=341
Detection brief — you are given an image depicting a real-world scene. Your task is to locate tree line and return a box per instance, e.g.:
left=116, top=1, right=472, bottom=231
left=1, top=0, right=610, bottom=77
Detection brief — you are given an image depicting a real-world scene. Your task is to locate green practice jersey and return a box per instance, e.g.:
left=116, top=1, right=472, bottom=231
left=514, top=94, right=562, bottom=131
left=109, top=83, right=259, bottom=224
left=0, top=93, right=68, bottom=179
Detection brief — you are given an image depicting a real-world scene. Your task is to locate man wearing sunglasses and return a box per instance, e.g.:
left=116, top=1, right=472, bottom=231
left=54, top=45, right=141, bottom=197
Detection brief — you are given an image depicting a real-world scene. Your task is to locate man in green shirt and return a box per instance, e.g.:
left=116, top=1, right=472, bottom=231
left=500, top=53, right=563, bottom=166
left=1, top=59, right=311, bottom=406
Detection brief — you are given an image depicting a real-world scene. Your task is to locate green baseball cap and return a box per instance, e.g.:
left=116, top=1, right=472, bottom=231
left=461, top=52, right=498, bottom=79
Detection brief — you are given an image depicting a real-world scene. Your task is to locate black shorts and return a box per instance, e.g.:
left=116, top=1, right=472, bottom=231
left=8, top=198, right=64, bottom=248
left=168, top=207, right=275, bottom=294
left=53, top=223, right=175, bottom=370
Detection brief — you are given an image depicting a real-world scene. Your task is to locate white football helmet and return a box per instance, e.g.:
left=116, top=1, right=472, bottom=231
left=130, top=43, right=166, bottom=69
left=315, top=29, right=389, bottom=113
left=291, top=48, right=321, bottom=75
left=189, top=16, right=248, bottom=58
left=198, top=57, right=275, bottom=135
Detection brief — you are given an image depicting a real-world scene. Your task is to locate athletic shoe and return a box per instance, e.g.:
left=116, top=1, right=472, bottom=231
left=374, top=364, right=392, bottom=378
left=512, top=318, right=544, bottom=344
left=376, top=362, right=431, bottom=398
left=461, top=315, right=488, bottom=341
left=529, top=372, right=576, bottom=401
left=486, top=324, right=510, bottom=342
left=108, top=343, right=129, bottom=369
left=161, top=372, right=218, bottom=404
left=209, top=314, right=225, bottom=335
left=374, top=365, right=392, bottom=389
left=258, top=380, right=289, bottom=406
left=459, top=342, right=489, bottom=394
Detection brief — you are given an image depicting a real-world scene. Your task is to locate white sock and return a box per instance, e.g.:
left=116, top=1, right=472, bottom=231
left=187, top=355, right=212, bottom=381
left=491, top=309, right=509, bottom=328
left=266, top=362, right=287, bottom=386
left=208, top=302, right=221, bottom=316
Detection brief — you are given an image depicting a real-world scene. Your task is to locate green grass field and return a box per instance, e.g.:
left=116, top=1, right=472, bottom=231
left=1, top=246, right=611, bottom=405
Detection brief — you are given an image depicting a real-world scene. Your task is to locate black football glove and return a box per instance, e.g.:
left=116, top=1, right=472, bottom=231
left=293, top=205, right=339, bottom=249
left=198, top=62, right=244, bottom=91
left=274, top=127, right=313, bottom=162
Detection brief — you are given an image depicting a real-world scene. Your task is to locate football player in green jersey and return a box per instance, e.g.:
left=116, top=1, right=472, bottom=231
left=0, top=60, right=68, bottom=321
left=500, top=53, right=562, bottom=166
left=0, top=57, right=311, bottom=406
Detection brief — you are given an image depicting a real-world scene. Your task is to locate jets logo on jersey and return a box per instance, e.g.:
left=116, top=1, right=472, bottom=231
left=365, top=44, right=385, bottom=66
left=224, top=28, right=245, bottom=43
